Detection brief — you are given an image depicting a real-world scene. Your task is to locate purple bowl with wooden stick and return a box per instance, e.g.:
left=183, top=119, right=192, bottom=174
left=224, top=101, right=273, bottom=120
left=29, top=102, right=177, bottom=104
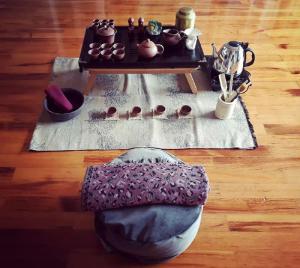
left=44, top=88, right=84, bottom=122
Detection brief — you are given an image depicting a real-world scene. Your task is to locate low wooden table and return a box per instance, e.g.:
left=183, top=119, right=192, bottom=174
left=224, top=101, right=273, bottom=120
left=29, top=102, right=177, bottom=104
left=79, top=26, right=207, bottom=95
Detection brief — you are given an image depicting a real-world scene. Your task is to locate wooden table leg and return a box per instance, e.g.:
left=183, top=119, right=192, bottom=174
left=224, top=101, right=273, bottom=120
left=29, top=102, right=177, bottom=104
left=84, top=71, right=97, bottom=95
left=84, top=69, right=198, bottom=94
left=185, top=73, right=198, bottom=94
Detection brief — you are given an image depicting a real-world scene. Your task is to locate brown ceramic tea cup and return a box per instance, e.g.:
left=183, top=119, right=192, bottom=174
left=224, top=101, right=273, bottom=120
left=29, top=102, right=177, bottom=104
left=112, top=43, right=125, bottom=50
left=113, top=49, right=125, bottom=60
left=98, top=20, right=108, bottom=28
left=155, top=105, right=166, bottom=115
left=88, top=48, right=100, bottom=60
left=89, top=42, right=101, bottom=49
left=162, top=28, right=186, bottom=46
left=100, top=49, right=113, bottom=60
left=107, top=19, right=115, bottom=28
left=131, top=106, right=142, bottom=117
left=92, top=19, right=100, bottom=24
left=180, top=105, right=192, bottom=116
left=99, top=22, right=107, bottom=28
left=100, top=43, right=112, bottom=50
left=107, top=106, right=117, bottom=117
left=91, top=19, right=100, bottom=30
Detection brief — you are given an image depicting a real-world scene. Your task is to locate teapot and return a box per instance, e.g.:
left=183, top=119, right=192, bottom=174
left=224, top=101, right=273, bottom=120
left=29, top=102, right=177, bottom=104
left=162, top=28, right=186, bottom=46
left=97, top=25, right=116, bottom=44
left=212, top=41, right=255, bottom=76
left=137, top=39, right=164, bottom=58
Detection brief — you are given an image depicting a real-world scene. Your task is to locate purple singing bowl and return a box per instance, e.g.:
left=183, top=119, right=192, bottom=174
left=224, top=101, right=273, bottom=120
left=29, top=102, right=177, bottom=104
left=44, top=88, right=84, bottom=122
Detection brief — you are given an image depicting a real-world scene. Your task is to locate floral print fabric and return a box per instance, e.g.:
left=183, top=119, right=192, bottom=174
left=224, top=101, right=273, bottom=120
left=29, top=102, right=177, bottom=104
left=81, top=163, right=209, bottom=211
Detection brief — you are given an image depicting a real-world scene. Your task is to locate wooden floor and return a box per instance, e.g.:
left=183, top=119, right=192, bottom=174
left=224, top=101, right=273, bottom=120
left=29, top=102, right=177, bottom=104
left=0, top=0, right=300, bottom=267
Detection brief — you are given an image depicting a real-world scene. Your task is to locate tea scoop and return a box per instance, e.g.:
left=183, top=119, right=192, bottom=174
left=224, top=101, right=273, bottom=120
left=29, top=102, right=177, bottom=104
left=218, top=73, right=228, bottom=101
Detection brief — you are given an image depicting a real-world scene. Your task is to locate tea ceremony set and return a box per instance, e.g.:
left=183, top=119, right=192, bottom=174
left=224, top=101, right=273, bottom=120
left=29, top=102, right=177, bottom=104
left=30, top=7, right=257, bottom=152
left=26, top=6, right=259, bottom=263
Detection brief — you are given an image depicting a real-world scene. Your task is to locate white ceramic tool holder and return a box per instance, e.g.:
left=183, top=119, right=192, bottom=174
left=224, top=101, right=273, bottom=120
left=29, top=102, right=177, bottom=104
left=215, top=93, right=237, bottom=120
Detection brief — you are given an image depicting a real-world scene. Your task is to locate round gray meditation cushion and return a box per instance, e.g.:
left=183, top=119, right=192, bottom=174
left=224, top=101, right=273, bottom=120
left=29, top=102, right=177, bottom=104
left=95, top=147, right=203, bottom=263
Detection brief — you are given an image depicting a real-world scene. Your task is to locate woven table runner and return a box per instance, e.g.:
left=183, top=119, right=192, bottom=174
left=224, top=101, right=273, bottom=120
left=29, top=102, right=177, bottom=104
left=29, top=57, right=257, bottom=151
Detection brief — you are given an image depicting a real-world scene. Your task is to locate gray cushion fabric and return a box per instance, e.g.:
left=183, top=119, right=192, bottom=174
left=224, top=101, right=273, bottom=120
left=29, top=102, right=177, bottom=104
left=95, top=147, right=203, bottom=262
left=95, top=208, right=202, bottom=263
left=108, top=147, right=184, bottom=165
left=96, top=204, right=201, bottom=243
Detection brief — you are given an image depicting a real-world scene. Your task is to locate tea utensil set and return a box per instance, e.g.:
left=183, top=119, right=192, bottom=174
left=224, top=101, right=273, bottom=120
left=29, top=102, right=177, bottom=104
left=218, top=61, right=252, bottom=103
left=102, top=105, right=193, bottom=121
left=227, top=80, right=252, bottom=102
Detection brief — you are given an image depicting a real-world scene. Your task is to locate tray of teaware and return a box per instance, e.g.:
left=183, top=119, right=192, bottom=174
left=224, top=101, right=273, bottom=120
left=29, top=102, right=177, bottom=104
left=78, top=25, right=206, bottom=71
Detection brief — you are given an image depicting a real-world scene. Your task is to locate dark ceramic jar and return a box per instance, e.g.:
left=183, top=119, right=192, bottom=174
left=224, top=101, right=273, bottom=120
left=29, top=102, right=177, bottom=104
left=97, top=26, right=117, bottom=44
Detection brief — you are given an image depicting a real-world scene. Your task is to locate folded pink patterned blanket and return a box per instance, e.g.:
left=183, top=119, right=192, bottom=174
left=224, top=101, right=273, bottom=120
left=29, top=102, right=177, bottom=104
left=81, top=163, right=209, bottom=211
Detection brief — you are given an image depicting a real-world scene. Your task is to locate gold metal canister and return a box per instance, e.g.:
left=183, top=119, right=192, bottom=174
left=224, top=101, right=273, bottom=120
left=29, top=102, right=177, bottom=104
left=175, top=7, right=196, bottom=30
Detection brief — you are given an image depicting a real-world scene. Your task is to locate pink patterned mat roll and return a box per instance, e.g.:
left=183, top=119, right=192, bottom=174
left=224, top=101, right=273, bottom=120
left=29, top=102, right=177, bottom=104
left=81, top=163, right=210, bottom=211
left=45, top=84, right=73, bottom=112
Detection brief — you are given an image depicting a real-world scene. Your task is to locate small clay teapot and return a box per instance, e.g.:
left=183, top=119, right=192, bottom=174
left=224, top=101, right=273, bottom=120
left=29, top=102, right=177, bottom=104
left=97, top=25, right=117, bottom=44
left=137, top=39, right=164, bottom=58
left=162, top=28, right=186, bottom=46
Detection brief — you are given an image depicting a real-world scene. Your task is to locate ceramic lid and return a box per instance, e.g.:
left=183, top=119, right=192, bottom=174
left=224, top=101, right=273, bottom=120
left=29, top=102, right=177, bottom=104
left=140, top=39, right=155, bottom=48
left=179, top=7, right=194, bottom=16
left=228, top=41, right=240, bottom=47
left=98, top=26, right=115, bottom=36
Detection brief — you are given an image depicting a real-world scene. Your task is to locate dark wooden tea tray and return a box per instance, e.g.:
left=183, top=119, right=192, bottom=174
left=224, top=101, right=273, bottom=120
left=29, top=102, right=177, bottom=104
left=78, top=25, right=207, bottom=94
left=79, top=25, right=206, bottom=71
